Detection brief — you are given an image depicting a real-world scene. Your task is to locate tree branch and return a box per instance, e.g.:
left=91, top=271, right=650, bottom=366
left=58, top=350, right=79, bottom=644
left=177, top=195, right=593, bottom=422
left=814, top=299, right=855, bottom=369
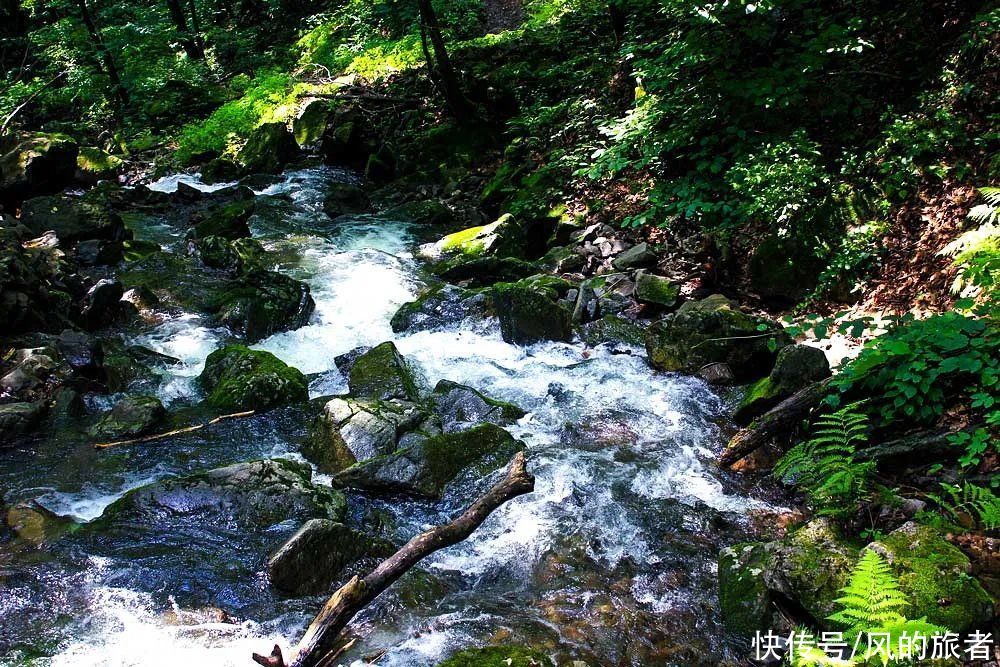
left=254, top=451, right=535, bottom=667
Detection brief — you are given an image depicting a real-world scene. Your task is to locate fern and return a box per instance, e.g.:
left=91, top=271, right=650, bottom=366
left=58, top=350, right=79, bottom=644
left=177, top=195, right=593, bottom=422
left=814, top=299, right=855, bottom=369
left=928, top=482, right=1000, bottom=531
left=965, top=186, right=1000, bottom=227
left=774, top=404, right=875, bottom=517
left=827, top=551, right=946, bottom=665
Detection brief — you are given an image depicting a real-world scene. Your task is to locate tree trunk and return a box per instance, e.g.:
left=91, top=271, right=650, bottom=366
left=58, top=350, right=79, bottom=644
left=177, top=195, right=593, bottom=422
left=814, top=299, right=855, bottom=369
left=718, top=378, right=831, bottom=468
left=75, top=0, right=128, bottom=107
left=165, top=0, right=203, bottom=59
left=415, top=0, right=472, bottom=123
left=185, top=0, right=206, bottom=56
left=253, top=451, right=535, bottom=667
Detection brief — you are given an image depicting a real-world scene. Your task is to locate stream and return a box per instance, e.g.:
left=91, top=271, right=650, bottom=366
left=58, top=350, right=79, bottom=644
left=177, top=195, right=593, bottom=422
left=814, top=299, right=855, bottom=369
left=0, top=167, right=780, bottom=666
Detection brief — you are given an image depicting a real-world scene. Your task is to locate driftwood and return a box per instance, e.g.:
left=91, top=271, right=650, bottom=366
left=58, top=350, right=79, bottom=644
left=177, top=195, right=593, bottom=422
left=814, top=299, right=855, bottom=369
left=718, top=378, right=831, bottom=468
left=253, top=451, right=536, bottom=667
left=92, top=410, right=255, bottom=449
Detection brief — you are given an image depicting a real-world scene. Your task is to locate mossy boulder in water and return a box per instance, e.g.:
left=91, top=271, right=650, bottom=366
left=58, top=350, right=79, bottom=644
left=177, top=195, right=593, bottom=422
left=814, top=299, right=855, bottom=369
left=236, top=122, right=299, bottom=174
left=645, top=294, right=790, bottom=381
left=423, top=213, right=525, bottom=260
left=435, top=647, right=554, bottom=667
left=390, top=284, right=488, bottom=333
left=305, top=396, right=428, bottom=474
left=333, top=423, right=524, bottom=498
left=200, top=157, right=240, bottom=185
left=192, top=235, right=266, bottom=273
left=198, top=345, right=308, bottom=411
left=580, top=314, right=645, bottom=348
left=186, top=198, right=254, bottom=240
left=267, top=518, right=394, bottom=595
left=868, top=522, right=993, bottom=631
left=21, top=194, right=129, bottom=245
left=322, top=182, right=369, bottom=218
left=348, top=341, right=421, bottom=401
left=492, top=279, right=573, bottom=345
left=735, top=344, right=831, bottom=423
left=214, top=269, right=315, bottom=342
left=431, top=379, right=525, bottom=432
left=293, top=99, right=330, bottom=149
left=0, top=132, right=78, bottom=208
left=432, top=256, right=539, bottom=287
left=96, top=458, right=346, bottom=529
left=88, top=395, right=165, bottom=439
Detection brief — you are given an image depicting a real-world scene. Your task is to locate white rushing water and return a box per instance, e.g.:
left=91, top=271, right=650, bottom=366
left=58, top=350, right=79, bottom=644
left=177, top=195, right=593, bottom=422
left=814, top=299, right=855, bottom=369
left=14, top=168, right=778, bottom=667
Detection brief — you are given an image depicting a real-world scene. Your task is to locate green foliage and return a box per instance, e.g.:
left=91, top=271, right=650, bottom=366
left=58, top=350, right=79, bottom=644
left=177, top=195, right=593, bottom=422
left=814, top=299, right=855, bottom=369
left=927, top=482, right=1000, bottom=532
left=828, top=312, right=1000, bottom=428
left=940, top=187, right=1000, bottom=312
left=825, top=551, right=945, bottom=665
left=774, top=405, right=875, bottom=518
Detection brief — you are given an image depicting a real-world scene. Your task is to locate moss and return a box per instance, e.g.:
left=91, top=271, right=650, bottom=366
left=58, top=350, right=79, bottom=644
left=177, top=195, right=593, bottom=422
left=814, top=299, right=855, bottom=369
left=199, top=345, right=308, bottom=411
left=634, top=271, right=679, bottom=307
left=873, top=523, right=993, bottom=631
left=492, top=281, right=573, bottom=345
left=188, top=199, right=254, bottom=240
left=435, top=646, right=553, bottom=667
left=76, top=146, right=123, bottom=180
left=418, top=423, right=523, bottom=496
left=440, top=223, right=490, bottom=255
left=580, top=314, right=646, bottom=347
left=718, top=542, right=772, bottom=635
left=348, top=341, right=421, bottom=401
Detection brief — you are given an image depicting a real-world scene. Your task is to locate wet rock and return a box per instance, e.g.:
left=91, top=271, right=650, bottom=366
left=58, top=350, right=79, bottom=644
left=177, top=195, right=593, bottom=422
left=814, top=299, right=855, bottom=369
left=56, top=330, right=103, bottom=374
left=612, top=242, right=656, bottom=270
left=215, top=270, right=315, bottom=343
left=267, top=518, right=394, bottom=595
left=364, top=144, right=396, bottom=183
left=348, top=341, right=421, bottom=401
left=435, top=646, right=554, bottom=667
left=121, top=286, right=159, bottom=311
left=88, top=395, right=165, bottom=440
left=334, top=422, right=524, bottom=498
left=633, top=270, right=679, bottom=309
left=186, top=198, right=254, bottom=240
left=580, top=314, right=645, bottom=348
left=696, top=362, right=734, bottom=385
left=645, top=294, right=790, bottom=381
left=572, top=281, right=599, bottom=323
left=385, top=199, right=454, bottom=226
left=421, top=213, right=525, bottom=260
left=305, top=396, right=427, bottom=474
left=433, top=256, right=539, bottom=287
left=75, top=146, right=123, bottom=184
left=0, top=401, right=47, bottom=444
left=868, top=522, right=993, bottom=631
left=431, top=379, right=525, bottom=432
left=1, top=348, right=60, bottom=398
left=560, top=411, right=638, bottom=449
left=79, top=278, right=124, bottom=330
left=390, top=284, right=488, bottom=333
left=191, top=235, right=266, bottom=273
left=321, top=117, right=364, bottom=165
left=5, top=501, right=76, bottom=546
left=0, top=132, right=78, bottom=209
left=96, top=458, right=346, bottom=529
left=322, top=182, right=369, bottom=218
left=293, top=99, right=330, bottom=149
left=236, top=122, right=299, bottom=174
left=735, top=344, right=831, bottom=424
left=74, top=238, right=123, bottom=266
left=198, top=345, right=308, bottom=411
left=492, top=279, right=574, bottom=344
left=20, top=194, right=128, bottom=245
left=200, top=158, right=240, bottom=185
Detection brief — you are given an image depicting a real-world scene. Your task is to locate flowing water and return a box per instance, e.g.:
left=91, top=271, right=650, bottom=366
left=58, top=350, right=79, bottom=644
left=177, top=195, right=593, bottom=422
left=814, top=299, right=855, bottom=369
left=0, top=168, right=780, bottom=666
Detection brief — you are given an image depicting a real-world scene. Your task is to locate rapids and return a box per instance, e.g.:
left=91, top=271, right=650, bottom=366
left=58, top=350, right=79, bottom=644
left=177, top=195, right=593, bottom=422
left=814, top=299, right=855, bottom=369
left=0, top=167, right=780, bottom=666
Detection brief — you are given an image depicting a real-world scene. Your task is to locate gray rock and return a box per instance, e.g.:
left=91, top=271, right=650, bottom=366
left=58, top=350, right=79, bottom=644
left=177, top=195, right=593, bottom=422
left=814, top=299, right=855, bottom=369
left=431, top=379, right=525, bottom=432
left=89, top=395, right=165, bottom=439
left=0, top=401, right=47, bottom=444
left=633, top=270, right=679, bottom=308
left=612, top=242, right=656, bottom=270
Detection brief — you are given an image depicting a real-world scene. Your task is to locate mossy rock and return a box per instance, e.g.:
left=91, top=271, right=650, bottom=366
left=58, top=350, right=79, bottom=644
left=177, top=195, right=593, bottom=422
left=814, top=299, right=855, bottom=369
left=432, top=256, right=540, bottom=287
left=492, top=280, right=573, bottom=345
left=293, top=98, right=330, bottom=148
left=236, top=122, right=299, bottom=174
left=428, top=214, right=525, bottom=260
left=213, top=269, right=315, bottom=343
left=186, top=198, right=255, bottom=240
left=633, top=270, right=679, bottom=308
left=386, top=199, right=454, bottom=226
left=390, top=284, right=487, bottom=333
left=322, top=182, right=369, bottom=218
left=735, top=344, right=830, bottom=423
left=365, top=144, right=396, bottom=183
left=5, top=501, right=78, bottom=546
left=869, top=522, right=993, bottom=631
left=718, top=542, right=773, bottom=635
left=432, top=379, right=525, bottom=430
left=0, top=132, right=78, bottom=208
left=644, top=294, right=790, bottom=381
left=198, top=345, right=308, bottom=411
left=88, top=395, right=165, bottom=439
left=200, top=158, right=240, bottom=185
left=333, top=423, right=524, bottom=498
left=580, top=314, right=646, bottom=347
left=21, top=194, right=128, bottom=245
left=348, top=341, right=421, bottom=401
left=435, top=646, right=554, bottom=667
left=193, top=235, right=266, bottom=273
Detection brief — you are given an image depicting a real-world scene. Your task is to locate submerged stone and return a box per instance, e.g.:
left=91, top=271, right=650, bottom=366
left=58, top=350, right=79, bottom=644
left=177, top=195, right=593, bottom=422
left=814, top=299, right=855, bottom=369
left=435, top=647, right=554, bottom=667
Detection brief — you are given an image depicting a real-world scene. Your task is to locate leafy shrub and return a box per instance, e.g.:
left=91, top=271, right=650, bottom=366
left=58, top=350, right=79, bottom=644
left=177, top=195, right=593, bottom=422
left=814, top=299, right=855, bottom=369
left=926, top=482, right=1000, bottom=532
left=774, top=405, right=875, bottom=518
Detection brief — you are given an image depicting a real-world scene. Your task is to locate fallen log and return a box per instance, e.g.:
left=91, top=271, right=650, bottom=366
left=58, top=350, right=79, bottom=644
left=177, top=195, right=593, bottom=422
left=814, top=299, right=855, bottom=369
left=718, top=378, right=831, bottom=468
left=253, top=451, right=535, bottom=667
left=93, top=410, right=255, bottom=449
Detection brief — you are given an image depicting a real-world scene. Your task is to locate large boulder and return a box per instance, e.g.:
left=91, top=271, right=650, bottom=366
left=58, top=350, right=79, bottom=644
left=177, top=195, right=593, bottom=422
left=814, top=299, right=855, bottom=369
left=431, top=379, right=524, bottom=432
left=421, top=214, right=525, bottom=260
left=432, top=256, right=539, bottom=288
left=0, top=401, right=47, bottom=444
left=198, top=345, right=308, bottom=411
left=304, top=396, right=428, bottom=474
left=75, top=146, right=124, bottom=184
left=20, top=195, right=129, bottom=245
left=95, top=458, right=346, bottom=529
left=645, top=294, right=791, bottom=381
left=292, top=99, right=330, bottom=149
left=0, top=232, right=81, bottom=334
left=236, top=122, right=299, bottom=174
left=612, top=242, right=656, bottom=270
left=88, top=395, right=165, bottom=440
left=390, top=284, right=488, bottom=333
left=0, top=133, right=79, bottom=209
left=322, top=182, right=369, bottom=218
left=492, top=278, right=574, bottom=345
left=333, top=423, right=524, bottom=498
left=347, top=341, right=421, bottom=401
left=267, top=518, right=394, bottom=595
left=735, top=344, right=831, bottom=424
left=214, top=270, right=315, bottom=343
left=186, top=198, right=255, bottom=240
left=191, top=235, right=265, bottom=274
left=869, top=522, right=993, bottom=631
